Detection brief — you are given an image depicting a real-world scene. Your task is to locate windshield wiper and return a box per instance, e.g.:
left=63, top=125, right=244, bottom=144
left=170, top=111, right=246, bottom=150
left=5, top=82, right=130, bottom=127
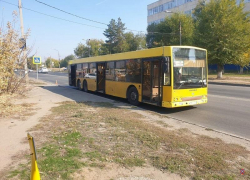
left=177, top=82, right=186, bottom=89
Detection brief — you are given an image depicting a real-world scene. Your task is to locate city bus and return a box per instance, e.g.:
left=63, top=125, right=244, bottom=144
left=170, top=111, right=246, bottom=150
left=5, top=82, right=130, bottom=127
left=68, top=46, right=207, bottom=108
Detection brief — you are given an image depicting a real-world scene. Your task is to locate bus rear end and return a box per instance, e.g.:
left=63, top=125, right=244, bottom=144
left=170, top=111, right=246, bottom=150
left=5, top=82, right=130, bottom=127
left=162, top=47, right=208, bottom=108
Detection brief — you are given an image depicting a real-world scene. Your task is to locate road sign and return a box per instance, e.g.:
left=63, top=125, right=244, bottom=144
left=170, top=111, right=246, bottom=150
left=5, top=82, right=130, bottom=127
left=33, top=56, right=41, bottom=64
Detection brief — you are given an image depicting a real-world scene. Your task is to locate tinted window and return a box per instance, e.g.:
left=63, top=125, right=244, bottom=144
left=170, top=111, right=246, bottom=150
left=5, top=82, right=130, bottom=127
left=106, top=62, right=115, bottom=81
left=89, top=63, right=96, bottom=74
left=126, top=59, right=141, bottom=83
left=82, top=63, right=88, bottom=77
left=115, top=61, right=126, bottom=82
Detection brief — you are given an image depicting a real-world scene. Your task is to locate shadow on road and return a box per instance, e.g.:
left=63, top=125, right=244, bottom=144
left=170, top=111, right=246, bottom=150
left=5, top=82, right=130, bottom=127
left=40, top=85, right=197, bottom=115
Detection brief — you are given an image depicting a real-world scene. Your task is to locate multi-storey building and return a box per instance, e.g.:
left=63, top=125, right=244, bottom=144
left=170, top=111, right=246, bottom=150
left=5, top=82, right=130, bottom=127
left=147, top=0, right=250, bottom=25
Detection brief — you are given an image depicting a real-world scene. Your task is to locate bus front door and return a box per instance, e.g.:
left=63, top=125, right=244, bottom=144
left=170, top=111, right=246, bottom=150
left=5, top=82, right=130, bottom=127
left=142, top=59, right=161, bottom=105
left=97, top=63, right=105, bottom=93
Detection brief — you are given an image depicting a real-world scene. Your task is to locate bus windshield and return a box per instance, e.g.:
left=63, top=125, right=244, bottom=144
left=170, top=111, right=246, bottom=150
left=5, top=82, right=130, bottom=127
left=173, top=48, right=207, bottom=89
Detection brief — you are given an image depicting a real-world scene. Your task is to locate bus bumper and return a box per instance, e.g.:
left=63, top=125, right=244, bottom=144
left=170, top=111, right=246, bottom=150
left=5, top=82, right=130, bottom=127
left=162, top=99, right=207, bottom=108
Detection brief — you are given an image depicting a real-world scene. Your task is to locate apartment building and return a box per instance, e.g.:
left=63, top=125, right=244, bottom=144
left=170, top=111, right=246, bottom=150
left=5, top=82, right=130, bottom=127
left=147, top=0, right=250, bottom=25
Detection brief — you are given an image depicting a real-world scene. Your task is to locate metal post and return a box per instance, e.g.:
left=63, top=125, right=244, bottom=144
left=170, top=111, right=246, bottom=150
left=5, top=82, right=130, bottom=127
left=18, top=0, right=28, bottom=84
left=36, top=64, right=38, bottom=79
left=88, top=39, right=90, bottom=57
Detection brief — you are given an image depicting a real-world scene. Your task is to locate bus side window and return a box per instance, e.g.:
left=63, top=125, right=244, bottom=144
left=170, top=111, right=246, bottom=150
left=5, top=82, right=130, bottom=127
left=106, top=62, right=115, bottom=81
left=126, top=59, right=141, bottom=83
left=115, top=61, right=126, bottom=82
left=164, top=57, right=171, bottom=86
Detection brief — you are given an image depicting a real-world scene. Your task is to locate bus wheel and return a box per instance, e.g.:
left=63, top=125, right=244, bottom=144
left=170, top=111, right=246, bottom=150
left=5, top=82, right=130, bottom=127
left=77, top=80, right=82, bottom=90
left=83, top=80, right=88, bottom=92
left=128, top=87, right=139, bottom=106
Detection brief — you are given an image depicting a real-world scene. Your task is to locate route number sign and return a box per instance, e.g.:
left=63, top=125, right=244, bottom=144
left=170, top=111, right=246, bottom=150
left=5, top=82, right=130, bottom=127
left=33, top=56, right=41, bottom=64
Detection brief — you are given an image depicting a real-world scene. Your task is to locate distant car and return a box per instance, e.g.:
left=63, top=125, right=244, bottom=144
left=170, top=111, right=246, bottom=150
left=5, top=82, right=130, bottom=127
left=28, top=69, right=34, bottom=72
left=38, top=67, right=49, bottom=73
left=61, top=67, right=67, bottom=71
left=85, top=73, right=96, bottom=79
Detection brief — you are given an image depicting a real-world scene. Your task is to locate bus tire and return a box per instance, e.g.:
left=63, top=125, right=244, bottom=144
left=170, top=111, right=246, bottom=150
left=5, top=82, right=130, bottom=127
left=77, top=80, right=82, bottom=90
left=128, top=87, right=139, bottom=106
left=83, top=80, right=88, bottom=92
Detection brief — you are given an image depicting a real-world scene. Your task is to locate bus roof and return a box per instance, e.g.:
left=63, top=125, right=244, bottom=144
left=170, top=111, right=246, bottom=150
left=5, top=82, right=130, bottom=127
left=68, top=46, right=206, bottom=65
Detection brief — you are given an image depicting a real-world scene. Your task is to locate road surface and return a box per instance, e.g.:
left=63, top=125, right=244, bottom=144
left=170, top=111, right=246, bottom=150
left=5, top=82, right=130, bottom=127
left=28, top=72, right=250, bottom=139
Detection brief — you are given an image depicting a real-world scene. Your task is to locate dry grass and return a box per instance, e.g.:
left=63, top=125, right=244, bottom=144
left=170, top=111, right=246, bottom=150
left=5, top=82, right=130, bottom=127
left=0, top=93, right=36, bottom=119
left=6, top=101, right=250, bottom=180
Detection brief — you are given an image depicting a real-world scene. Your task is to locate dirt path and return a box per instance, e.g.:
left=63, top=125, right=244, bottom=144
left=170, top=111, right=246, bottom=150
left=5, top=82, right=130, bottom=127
left=0, top=85, right=73, bottom=171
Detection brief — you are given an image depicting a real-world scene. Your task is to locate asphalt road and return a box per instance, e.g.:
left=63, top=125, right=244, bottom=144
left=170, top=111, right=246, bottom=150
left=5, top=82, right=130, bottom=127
left=28, top=72, right=250, bottom=139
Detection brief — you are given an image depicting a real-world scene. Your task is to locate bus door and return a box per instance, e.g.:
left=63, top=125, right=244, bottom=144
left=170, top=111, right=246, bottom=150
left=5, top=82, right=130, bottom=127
left=142, top=59, right=162, bottom=105
left=69, top=64, right=76, bottom=86
left=97, top=63, right=105, bottom=93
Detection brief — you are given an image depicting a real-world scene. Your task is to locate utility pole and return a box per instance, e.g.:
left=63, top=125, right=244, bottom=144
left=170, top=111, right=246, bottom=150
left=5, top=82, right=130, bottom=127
left=18, top=0, right=28, bottom=84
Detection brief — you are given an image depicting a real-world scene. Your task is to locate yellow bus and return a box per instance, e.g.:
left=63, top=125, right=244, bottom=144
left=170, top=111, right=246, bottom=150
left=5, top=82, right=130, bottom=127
left=68, top=46, right=208, bottom=108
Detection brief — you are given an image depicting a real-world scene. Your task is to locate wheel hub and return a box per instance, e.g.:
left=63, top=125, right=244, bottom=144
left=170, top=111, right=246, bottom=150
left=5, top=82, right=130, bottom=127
left=131, top=92, right=137, bottom=101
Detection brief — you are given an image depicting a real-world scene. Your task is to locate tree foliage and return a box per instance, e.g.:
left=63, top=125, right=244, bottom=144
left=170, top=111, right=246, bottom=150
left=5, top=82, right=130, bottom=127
left=74, top=43, right=89, bottom=58
left=103, top=18, right=127, bottom=53
left=74, top=39, right=108, bottom=58
left=0, top=12, right=30, bottom=94
left=146, top=13, right=194, bottom=48
left=194, top=0, right=250, bottom=77
left=75, top=18, right=146, bottom=56
left=27, top=56, right=36, bottom=70
left=45, top=58, right=59, bottom=68
left=60, top=54, right=75, bottom=67
left=124, top=32, right=146, bottom=51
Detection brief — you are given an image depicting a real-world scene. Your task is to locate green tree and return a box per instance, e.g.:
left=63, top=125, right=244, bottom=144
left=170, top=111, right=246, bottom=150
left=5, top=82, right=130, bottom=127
left=146, top=23, right=158, bottom=48
left=27, top=56, right=36, bottom=70
left=88, top=39, right=105, bottom=56
left=103, top=18, right=126, bottom=54
left=45, top=58, right=59, bottom=68
left=124, top=32, right=147, bottom=51
left=60, top=54, right=75, bottom=67
left=194, top=0, right=250, bottom=78
left=74, top=43, right=90, bottom=58
left=146, top=13, right=194, bottom=48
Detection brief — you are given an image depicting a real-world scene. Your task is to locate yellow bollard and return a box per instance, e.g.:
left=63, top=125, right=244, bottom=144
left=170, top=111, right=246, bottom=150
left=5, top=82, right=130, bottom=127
left=27, top=133, right=41, bottom=180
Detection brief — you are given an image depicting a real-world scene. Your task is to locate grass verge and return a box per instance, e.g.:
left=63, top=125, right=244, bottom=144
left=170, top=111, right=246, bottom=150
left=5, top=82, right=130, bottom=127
left=6, top=101, right=250, bottom=180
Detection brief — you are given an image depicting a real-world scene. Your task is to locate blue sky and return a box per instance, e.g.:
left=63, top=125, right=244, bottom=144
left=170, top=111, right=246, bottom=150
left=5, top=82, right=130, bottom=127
left=0, top=0, right=156, bottom=61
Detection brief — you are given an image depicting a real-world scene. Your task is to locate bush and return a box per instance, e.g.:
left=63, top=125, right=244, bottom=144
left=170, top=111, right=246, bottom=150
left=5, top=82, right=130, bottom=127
left=0, top=12, right=30, bottom=94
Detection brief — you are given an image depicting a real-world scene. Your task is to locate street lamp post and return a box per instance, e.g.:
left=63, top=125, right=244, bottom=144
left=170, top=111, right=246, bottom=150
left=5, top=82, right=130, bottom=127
left=164, top=10, right=182, bottom=45
left=54, top=49, right=60, bottom=71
